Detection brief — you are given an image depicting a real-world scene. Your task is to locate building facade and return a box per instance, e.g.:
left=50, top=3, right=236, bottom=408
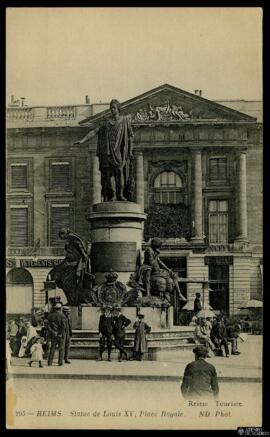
left=6, top=84, right=263, bottom=322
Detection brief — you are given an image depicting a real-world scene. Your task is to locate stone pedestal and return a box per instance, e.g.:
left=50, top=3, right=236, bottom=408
left=71, top=306, right=173, bottom=330
left=81, top=306, right=137, bottom=329
left=86, top=201, right=146, bottom=285
left=70, top=306, right=82, bottom=330
left=139, top=306, right=174, bottom=329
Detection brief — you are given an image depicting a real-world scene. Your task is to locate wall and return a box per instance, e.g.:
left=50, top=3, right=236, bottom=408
left=186, top=255, right=209, bottom=304
left=246, top=140, right=263, bottom=248
left=249, top=255, right=262, bottom=300
left=229, top=255, right=251, bottom=315
left=29, top=268, right=50, bottom=308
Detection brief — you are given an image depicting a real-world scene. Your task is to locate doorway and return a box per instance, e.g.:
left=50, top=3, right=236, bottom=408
left=209, top=264, right=229, bottom=316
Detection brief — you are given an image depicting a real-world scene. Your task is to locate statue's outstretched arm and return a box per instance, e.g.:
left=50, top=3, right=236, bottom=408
left=74, top=127, right=99, bottom=145
left=158, top=258, right=171, bottom=272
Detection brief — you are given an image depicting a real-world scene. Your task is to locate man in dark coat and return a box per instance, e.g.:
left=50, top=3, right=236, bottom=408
left=225, top=319, right=241, bottom=355
left=98, top=306, right=114, bottom=361
left=211, top=317, right=230, bottom=357
left=194, top=293, right=202, bottom=315
left=133, top=314, right=151, bottom=361
left=181, top=345, right=219, bottom=399
left=112, top=307, right=131, bottom=361
left=47, top=303, right=67, bottom=366
left=63, top=306, right=73, bottom=364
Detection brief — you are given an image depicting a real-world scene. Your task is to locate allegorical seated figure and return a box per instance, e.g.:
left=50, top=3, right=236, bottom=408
left=49, top=228, right=93, bottom=306
left=137, top=237, right=187, bottom=302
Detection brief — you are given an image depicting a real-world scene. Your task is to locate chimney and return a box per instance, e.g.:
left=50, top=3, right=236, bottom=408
left=11, top=95, right=14, bottom=104
left=85, top=95, right=90, bottom=104
left=194, top=90, right=202, bottom=96
left=20, top=97, right=25, bottom=107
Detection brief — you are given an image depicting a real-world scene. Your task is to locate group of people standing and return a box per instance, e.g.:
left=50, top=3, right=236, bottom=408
left=7, top=298, right=73, bottom=368
left=8, top=319, right=40, bottom=359
left=8, top=302, right=152, bottom=366
left=98, top=306, right=151, bottom=362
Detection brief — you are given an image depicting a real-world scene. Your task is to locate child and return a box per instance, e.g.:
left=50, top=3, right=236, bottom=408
left=29, top=337, right=43, bottom=368
left=18, top=336, right=27, bottom=358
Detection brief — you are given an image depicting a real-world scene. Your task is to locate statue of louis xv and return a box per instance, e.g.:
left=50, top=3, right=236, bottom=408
left=74, top=99, right=134, bottom=202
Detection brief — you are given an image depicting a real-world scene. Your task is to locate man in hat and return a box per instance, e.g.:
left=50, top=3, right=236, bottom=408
left=112, top=307, right=131, bottom=362
left=194, top=293, right=202, bottom=315
left=47, top=303, right=66, bottom=366
left=62, top=306, right=73, bottom=364
left=181, top=345, right=219, bottom=399
left=44, top=297, right=54, bottom=320
left=98, top=306, right=114, bottom=361
left=225, top=319, right=241, bottom=355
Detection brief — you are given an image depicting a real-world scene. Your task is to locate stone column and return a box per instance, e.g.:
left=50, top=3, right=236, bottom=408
left=89, top=150, right=101, bottom=206
left=135, top=151, right=144, bottom=210
left=235, top=150, right=248, bottom=241
left=191, top=149, right=204, bottom=243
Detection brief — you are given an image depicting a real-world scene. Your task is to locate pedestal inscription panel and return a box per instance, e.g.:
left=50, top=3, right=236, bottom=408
left=91, top=241, right=137, bottom=272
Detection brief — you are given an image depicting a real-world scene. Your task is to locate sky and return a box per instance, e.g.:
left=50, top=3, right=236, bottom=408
left=6, top=7, right=262, bottom=107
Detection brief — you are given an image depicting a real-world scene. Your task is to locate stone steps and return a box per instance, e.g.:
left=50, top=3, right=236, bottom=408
left=69, top=327, right=196, bottom=360
left=71, top=337, right=191, bottom=345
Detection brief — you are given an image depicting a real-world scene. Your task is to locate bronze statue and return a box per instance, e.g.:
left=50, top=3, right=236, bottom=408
left=135, top=237, right=187, bottom=303
left=74, top=99, right=134, bottom=201
left=49, top=228, right=94, bottom=306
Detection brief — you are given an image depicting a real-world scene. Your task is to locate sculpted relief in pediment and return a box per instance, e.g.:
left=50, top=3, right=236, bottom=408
left=131, top=101, right=192, bottom=122
left=128, top=99, right=232, bottom=123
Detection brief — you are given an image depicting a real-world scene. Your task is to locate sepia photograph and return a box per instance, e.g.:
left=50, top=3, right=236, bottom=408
left=6, top=6, right=263, bottom=430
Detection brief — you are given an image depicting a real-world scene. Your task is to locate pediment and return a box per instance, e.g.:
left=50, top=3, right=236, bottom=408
left=79, top=84, right=256, bottom=126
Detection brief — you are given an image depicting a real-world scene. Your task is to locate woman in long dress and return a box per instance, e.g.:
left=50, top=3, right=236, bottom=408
left=133, top=314, right=151, bottom=361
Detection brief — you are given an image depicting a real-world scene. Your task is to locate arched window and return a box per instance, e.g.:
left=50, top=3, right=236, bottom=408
left=153, top=171, right=183, bottom=204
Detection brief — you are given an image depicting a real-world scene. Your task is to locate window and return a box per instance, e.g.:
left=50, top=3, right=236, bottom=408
left=209, top=157, right=227, bottom=182
left=208, top=200, right=228, bottom=244
left=50, top=204, right=71, bottom=246
left=153, top=171, right=183, bottom=204
left=9, top=206, right=29, bottom=246
left=50, top=162, right=71, bottom=191
left=11, top=163, right=28, bottom=189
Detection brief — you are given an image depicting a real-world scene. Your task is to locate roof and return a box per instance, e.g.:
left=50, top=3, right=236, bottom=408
left=215, top=100, right=262, bottom=123
left=79, top=83, right=256, bottom=126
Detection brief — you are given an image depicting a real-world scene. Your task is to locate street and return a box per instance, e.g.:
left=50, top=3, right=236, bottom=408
left=7, top=377, right=262, bottom=429
left=6, top=335, right=262, bottom=429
